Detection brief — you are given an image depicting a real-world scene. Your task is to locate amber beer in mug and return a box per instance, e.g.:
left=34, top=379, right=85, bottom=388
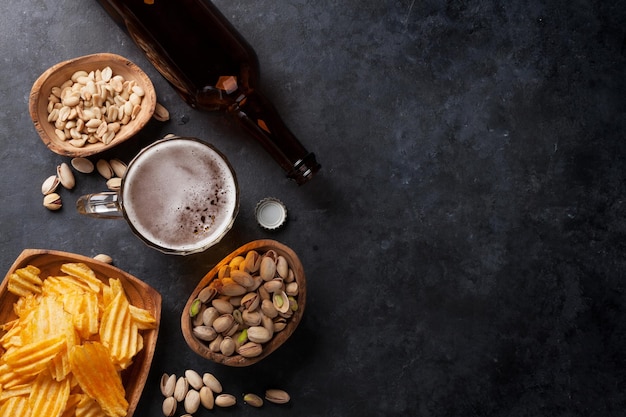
left=77, top=137, right=239, bottom=255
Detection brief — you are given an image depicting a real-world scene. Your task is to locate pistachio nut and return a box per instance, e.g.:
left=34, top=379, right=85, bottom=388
left=71, top=157, right=94, bottom=173
left=200, top=386, right=214, bottom=410
left=220, top=336, right=235, bottom=356
left=247, top=326, right=272, bottom=344
left=106, top=177, right=122, bottom=191
left=243, top=393, right=264, bottom=408
left=93, top=253, right=113, bottom=264
left=215, top=394, right=237, bottom=408
left=237, top=341, right=262, bottom=358
left=202, top=306, right=220, bottom=327
left=273, top=290, right=290, bottom=314
left=184, top=389, right=200, bottom=414
left=241, top=292, right=260, bottom=311
left=265, top=389, right=290, bottom=404
left=263, top=278, right=284, bottom=294
left=96, top=159, right=114, bottom=179
left=208, top=334, right=223, bottom=353
left=243, top=250, right=261, bottom=273
left=185, top=369, right=203, bottom=390
left=162, top=396, right=176, bottom=417
left=230, top=270, right=255, bottom=288
left=193, top=325, right=218, bottom=342
left=220, top=281, right=246, bottom=296
left=273, top=317, right=288, bottom=332
left=189, top=299, right=202, bottom=317
left=212, top=314, right=234, bottom=334
left=202, top=373, right=223, bottom=394
left=276, top=255, right=289, bottom=278
left=198, top=286, right=217, bottom=303
left=43, top=193, right=62, bottom=211
left=109, top=158, right=127, bottom=177
left=242, top=310, right=262, bottom=327
left=261, top=299, right=278, bottom=318
left=153, top=102, right=170, bottom=122
left=211, top=298, right=234, bottom=315
left=160, top=373, right=176, bottom=397
left=41, top=175, right=60, bottom=195
left=286, top=281, right=299, bottom=296
left=260, top=256, right=277, bottom=281
left=228, top=255, right=245, bottom=270
left=57, top=162, right=75, bottom=189
left=173, top=376, right=188, bottom=402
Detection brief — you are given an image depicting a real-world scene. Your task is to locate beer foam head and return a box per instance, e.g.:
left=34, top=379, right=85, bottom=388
left=122, top=138, right=238, bottom=254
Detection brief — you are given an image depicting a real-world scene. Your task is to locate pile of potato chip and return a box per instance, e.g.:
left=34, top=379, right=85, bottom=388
left=0, top=262, right=157, bottom=417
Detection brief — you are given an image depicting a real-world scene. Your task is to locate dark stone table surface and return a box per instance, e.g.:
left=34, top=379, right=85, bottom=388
left=1, top=1, right=625, bottom=416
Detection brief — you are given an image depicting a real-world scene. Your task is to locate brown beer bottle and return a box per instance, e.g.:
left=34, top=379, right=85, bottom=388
left=95, top=0, right=320, bottom=185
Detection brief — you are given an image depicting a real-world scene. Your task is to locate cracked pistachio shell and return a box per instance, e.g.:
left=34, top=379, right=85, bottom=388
left=162, top=396, right=177, bottom=417
left=160, top=373, right=176, bottom=397
left=43, top=193, right=62, bottom=210
left=96, top=159, right=114, bottom=179
left=57, top=162, right=75, bottom=189
left=42, top=175, right=60, bottom=195
left=185, top=370, right=204, bottom=390
left=109, top=158, right=127, bottom=177
left=71, top=157, right=94, bottom=173
left=237, top=341, right=262, bottom=358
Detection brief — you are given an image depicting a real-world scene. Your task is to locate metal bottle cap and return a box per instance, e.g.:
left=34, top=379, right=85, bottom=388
left=255, top=197, right=287, bottom=230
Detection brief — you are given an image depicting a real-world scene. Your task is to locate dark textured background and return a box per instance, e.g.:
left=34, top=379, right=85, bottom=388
left=1, top=0, right=625, bottom=416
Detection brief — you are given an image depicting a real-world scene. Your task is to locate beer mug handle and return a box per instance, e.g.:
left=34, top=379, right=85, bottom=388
left=76, top=192, right=124, bottom=219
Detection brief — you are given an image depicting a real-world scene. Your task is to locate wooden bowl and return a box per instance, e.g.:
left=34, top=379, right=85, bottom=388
left=181, top=240, right=306, bottom=367
left=0, top=249, right=161, bottom=417
left=29, top=53, right=157, bottom=157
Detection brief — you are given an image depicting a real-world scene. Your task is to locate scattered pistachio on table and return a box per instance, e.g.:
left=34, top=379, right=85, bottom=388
left=160, top=369, right=290, bottom=415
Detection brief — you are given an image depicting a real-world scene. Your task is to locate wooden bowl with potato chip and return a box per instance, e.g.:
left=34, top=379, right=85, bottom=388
left=0, top=249, right=161, bottom=417
left=181, top=239, right=306, bottom=367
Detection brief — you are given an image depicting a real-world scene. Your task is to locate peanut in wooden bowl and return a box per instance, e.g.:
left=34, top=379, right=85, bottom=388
left=29, top=53, right=157, bottom=157
left=0, top=249, right=162, bottom=417
left=181, top=240, right=306, bottom=367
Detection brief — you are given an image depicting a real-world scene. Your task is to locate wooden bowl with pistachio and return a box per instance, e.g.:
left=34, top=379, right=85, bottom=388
left=181, top=240, right=306, bottom=367
left=29, top=53, right=157, bottom=157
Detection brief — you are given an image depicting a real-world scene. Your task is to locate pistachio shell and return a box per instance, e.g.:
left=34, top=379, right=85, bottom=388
left=109, top=158, right=127, bottom=177
left=71, top=157, right=94, bottom=173
left=276, top=255, right=289, bottom=278
left=260, top=256, right=277, bottom=281
left=41, top=175, right=60, bottom=195
left=160, top=373, right=176, bottom=397
left=220, top=336, right=235, bottom=356
left=211, top=298, right=234, bottom=315
left=57, top=162, right=75, bottom=189
left=273, top=290, right=290, bottom=314
left=184, top=389, right=201, bottom=414
left=237, top=341, right=262, bottom=358
left=230, top=270, right=255, bottom=288
left=265, top=389, right=290, bottom=404
left=185, top=370, right=204, bottom=390
left=202, top=307, right=220, bottom=327
left=43, top=193, right=62, bottom=210
left=202, top=373, right=222, bottom=393
left=243, top=250, right=261, bottom=273
left=243, top=393, right=264, bottom=408
left=106, top=177, right=122, bottom=191
left=198, top=286, right=217, bottom=303
left=247, top=326, right=272, bottom=343
left=173, top=376, right=188, bottom=402
left=212, top=314, right=234, bottom=334
left=93, top=253, right=113, bottom=264
left=193, top=325, right=218, bottom=341
left=263, top=278, right=284, bottom=293
left=200, top=386, right=214, bottom=410
left=286, top=281, right=299, bottom=296
left=96, top=159, right=114, bottom=179
left=241, top=292, right=260, bottom=311
left=162, top=396, right=177, bottom=417
left=215, top=394, right=237, bottom=407
left=208, top=334, right=223, bottom=353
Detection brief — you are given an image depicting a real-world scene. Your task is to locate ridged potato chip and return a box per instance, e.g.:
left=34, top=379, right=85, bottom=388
left=70, top=342, right=128, bottom=417
left=0, top=261, right=157, bottom=417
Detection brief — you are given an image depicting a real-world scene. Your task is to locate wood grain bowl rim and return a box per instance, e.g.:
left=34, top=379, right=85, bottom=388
left=181, top=239, right=307, bottom=367
left=0, top=249, right=162, bottom=417
left=28, top=53, right=157, bottom=157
